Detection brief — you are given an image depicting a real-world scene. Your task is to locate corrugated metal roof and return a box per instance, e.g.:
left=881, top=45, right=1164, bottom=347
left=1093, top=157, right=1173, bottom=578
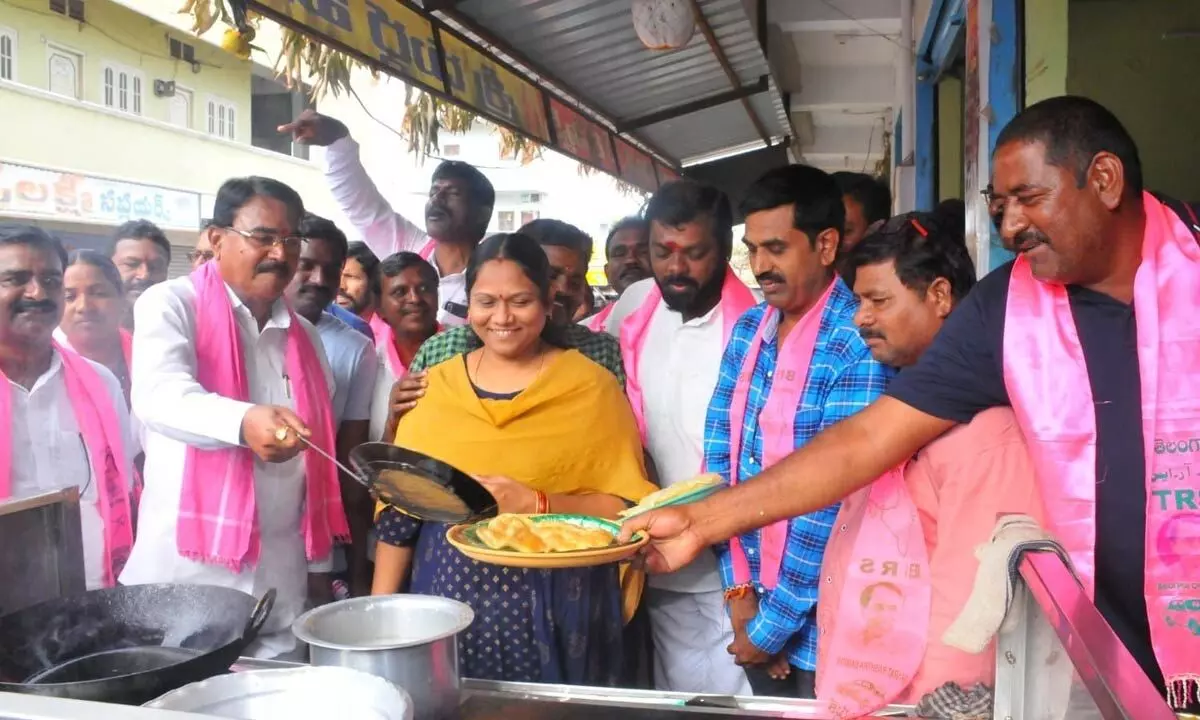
left=433, top=0, right=792, bottom=166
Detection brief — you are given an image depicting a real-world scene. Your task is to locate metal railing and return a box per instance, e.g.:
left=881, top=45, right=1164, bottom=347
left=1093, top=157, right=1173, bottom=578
left=994, top=548, right=1176, bottom=720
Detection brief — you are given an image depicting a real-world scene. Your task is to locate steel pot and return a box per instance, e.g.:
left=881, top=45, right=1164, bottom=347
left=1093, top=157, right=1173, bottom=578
left=293, top=595, right=473, bottom=720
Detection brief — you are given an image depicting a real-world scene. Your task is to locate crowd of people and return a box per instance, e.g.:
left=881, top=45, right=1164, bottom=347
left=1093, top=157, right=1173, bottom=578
left=1, top=93, right=1196, bottom=714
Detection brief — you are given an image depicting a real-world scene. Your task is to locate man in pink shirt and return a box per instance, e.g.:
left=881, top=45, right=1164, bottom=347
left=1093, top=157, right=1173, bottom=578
left=824, top=208, right=1046, bottom=703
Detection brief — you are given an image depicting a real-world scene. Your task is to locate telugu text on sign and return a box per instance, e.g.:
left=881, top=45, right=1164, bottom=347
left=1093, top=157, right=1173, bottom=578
left=254, top=0, right=549, bottom=142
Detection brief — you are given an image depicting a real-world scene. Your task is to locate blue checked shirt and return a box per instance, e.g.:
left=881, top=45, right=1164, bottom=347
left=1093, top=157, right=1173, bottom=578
left=704, top=279, right=895, bottom=671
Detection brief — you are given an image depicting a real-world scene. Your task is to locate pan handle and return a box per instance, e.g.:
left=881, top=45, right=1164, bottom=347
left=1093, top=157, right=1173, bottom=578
left=241, top=588, right=276, bottom=644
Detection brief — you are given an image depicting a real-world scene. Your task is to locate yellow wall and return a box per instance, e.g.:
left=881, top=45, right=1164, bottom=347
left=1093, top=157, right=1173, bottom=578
left=1024, top=0, right=1069, bottom=105
left=0, top=0, right=335, bottom=219
left=1067, top=0, right=1200, bottom=200
left=936, top=76, right=963, bottom=201
left=0, top=0, right=251, bottom=136
left=0, top=86, right=333, bottom=214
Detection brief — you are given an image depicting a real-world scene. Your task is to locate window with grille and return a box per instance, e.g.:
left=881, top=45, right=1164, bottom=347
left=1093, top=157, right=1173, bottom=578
left=498, top=211, right=515, bottom=232
left=168, top=37, right=196, bottom=64
left=0, top=29, right=15, bottom=81
left=101, top=63, right=142, bottom=115
left=206, top=97, right=237, bottom=140
left=48, top=0, right=85, bottom=21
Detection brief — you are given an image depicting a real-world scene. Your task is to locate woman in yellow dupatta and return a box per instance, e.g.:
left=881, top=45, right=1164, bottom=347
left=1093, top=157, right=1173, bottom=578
left=372, top=232, right=656, bottom=686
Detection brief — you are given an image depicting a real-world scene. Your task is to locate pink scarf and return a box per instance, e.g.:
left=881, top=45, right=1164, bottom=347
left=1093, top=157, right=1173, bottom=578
left=119, top=328, right=132, bottom=370
left=0, top=344, right=133, bottom=587
left=419, top=239, right=436, bottom=261
left=817, top=468, right=932, bottom=718
left=367, top=313, right=390, bottom=354
left=178, top=262, right=348, bottom=571
left=1003, top=191, right=1200, bottom=708
left=727, top=280, right=837, bottom=589
left=619, top=267, right=757, bottom=444
left=584, top=303, right=614, bottom=333
left=724, top=280, right=931, bottom=718
left=373, top=316, right=440, bottom=377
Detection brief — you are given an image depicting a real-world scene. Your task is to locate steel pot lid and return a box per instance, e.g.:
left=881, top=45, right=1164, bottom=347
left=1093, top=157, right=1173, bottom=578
left=293, top=595, right=474, bottom=652
left=349, top=443, right=498, bottom=524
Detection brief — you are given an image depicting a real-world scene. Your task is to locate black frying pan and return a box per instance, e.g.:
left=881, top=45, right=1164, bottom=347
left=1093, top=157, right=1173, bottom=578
left=349, top=442, right=498, bottom=523
left=0, top=584, right=274, bottom=705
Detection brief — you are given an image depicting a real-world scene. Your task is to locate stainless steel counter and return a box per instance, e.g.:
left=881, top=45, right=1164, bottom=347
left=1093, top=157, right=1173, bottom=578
left=229, top=658, right=912, bottom=719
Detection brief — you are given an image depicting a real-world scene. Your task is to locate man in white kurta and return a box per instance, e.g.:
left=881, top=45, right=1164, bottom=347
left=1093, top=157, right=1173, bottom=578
left=120, top=180, right=337, bottom=659
left=606, top=181, right=754, bottom=695
left=1, top=225, right=134, bottom=591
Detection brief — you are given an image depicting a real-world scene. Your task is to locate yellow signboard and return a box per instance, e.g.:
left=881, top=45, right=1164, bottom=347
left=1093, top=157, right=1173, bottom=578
left=253, top=0, right=550, bottom=142
left=438, top=33, right=551, bottom=143
left=254, top=0, right=440, bottom=86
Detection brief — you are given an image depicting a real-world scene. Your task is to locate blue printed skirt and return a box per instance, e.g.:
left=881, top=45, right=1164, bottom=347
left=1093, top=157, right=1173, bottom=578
left=376, top=507, right=623, bottom=685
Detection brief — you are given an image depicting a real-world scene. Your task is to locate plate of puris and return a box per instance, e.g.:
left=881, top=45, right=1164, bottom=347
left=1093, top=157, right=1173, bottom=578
left=446, top=513, right=648, bottom=569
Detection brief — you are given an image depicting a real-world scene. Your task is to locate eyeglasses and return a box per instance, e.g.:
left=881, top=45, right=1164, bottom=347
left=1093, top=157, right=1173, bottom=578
left=223, top=227, right=307, bottom=253
left=187, top=250, right=214, bottom=265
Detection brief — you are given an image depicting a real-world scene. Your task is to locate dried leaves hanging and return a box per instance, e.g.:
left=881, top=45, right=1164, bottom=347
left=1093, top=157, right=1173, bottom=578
left=577, top=161, right=651, bottom=199
left=180, top=3, right=628, bottom=178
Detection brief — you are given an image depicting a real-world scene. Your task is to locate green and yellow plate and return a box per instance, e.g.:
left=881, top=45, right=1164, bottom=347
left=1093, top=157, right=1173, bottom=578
left=446, top=514, right=647, bottom=569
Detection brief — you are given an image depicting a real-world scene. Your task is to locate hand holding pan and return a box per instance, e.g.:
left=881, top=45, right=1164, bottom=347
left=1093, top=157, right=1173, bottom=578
left=348, top=443, right=498, bottom=524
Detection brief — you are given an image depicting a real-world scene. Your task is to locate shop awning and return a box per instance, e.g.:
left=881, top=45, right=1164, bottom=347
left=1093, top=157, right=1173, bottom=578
left=248, top=0, right=794, bottom=193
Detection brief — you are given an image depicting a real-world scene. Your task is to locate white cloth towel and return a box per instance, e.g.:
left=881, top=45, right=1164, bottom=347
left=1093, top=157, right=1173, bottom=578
left=942, top=514, right=1059, bottom=653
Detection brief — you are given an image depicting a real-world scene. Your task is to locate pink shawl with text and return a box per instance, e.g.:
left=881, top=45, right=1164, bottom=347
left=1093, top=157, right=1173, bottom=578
left=1003, top=192, right=1200, bottom=707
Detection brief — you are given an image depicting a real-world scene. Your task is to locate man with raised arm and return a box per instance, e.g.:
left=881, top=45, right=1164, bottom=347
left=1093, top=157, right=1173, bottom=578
left=280, top=110, right=494, bottom=327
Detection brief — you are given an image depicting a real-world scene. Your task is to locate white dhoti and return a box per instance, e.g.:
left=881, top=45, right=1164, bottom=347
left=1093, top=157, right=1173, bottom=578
left=646, top=587, right=753, bottom=695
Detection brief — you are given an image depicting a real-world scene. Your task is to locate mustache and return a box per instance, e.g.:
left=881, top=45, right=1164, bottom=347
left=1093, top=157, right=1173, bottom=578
left=426, top=204, right=449, bottom=217
left=255, top=260, right=290, bottom=276
left=298, top=284, right=332, bottom=297
left=13, top=299, right=57, bottom=316
left=755, top=272, right=785, bottom=286
left=858, top=328, right=885, bottom=341
left=1012, top=229, right=1050, bottom=251
left=660, top=275, right=698, bottom=291
left=126, top=278, right=156, bottom=293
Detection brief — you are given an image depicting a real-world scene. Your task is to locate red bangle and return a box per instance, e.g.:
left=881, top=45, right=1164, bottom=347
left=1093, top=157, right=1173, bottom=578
left=534, top=490, right=549, bottom=514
